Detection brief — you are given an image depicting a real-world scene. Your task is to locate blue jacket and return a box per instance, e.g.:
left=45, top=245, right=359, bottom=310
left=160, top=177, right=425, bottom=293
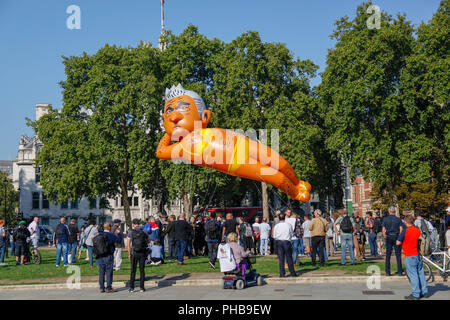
left=55, top=223, right=70, bottom=243
left=103, top=230, right=122, bottom=255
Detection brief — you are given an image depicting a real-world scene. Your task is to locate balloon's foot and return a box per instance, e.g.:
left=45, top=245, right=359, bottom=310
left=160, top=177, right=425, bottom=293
left=297, top=180, right=311, bottom=193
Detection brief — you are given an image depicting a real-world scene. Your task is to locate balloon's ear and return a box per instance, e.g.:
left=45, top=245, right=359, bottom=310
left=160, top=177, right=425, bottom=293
left=202, top=110, right=211, bottom=126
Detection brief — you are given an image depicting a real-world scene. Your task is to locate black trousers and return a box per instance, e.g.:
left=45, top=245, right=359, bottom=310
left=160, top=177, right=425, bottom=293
left=311, top=236, right=325, bottom=266
left=244, top=237, right=255, bottom=254
left=276, top=240, right=296, bottom=276
left=385, top=235, right=403, bottom=274
left=130, top=254, right=146, bottom=290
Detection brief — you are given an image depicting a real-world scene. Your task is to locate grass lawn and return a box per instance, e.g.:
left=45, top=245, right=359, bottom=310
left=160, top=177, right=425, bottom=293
left=0, top=247, right=401, bottom=285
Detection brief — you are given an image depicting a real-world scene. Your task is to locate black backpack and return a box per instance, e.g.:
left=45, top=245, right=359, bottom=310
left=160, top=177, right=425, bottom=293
left=205, top=220, right=220, bottom=240
left=93, top=233, right=110, bottom=257
left=340, top=216, right=353, bottom=233
left=373, top=217, right=382, bottom=233
left=132, top=229, right=148, bottom=253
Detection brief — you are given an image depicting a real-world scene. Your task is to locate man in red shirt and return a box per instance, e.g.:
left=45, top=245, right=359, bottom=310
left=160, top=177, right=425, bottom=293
left=396, top=215, right=429, bottom=300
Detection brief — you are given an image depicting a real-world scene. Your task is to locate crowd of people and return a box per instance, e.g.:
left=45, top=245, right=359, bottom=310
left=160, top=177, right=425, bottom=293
left=0, top=205, right=449, bottom=299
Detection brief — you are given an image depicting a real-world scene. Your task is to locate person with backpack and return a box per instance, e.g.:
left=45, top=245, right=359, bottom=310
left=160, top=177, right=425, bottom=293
left=396, top=215, right=429, bottom=300
left=13, top=221, right=30, bottom=265
left=205, top=212, right=221, bottom=269
left=84, top=218, right=99, bottom=267
left=55, top=217, right=70, bottom=267
left=127, top=218, right=150, bottom=292
left=286, top=211, right=302, bottom=266
left=414, top=213, right=432, bottom=256
left=94, top=222, right=122, bottom=293
left=333, top=208, right=356, bottom=265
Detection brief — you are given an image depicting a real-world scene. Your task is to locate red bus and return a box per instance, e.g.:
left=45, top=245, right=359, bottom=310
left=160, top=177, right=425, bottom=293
left=197, top=207, right=267, bottom=224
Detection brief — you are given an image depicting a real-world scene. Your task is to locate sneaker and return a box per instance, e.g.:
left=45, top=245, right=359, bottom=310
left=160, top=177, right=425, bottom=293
left=55, top=264, right=60, bottom=267
left=209, top=261, right=216, bottom=269
left=63, top=265, right=69, bottom=267
left=362, top=257, right=367, bottom=261
left=178, top=262, right=187, bottom=266
left=150, top=262, right=156, bottom=265
left=128, top=288, right=135, bottom=293
left=139, top=288, right=146, bottom=292
left=404, top=294, right=419, bottom=300
left=421, top=293, right=430, bottom=299
left=100, top=289, right=105, bottom=293
left=154, top=261, right=162, bottom=265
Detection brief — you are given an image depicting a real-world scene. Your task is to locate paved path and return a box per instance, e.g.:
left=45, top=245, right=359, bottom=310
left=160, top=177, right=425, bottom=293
left=0, top=281, right=448, bottom=300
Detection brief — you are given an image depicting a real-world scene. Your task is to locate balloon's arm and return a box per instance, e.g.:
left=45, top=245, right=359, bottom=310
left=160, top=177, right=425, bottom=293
left=156, top=133, right=177, bottom=160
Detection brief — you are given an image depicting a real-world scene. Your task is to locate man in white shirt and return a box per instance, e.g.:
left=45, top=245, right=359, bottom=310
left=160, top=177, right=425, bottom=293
left=273, top=213, right=297, bottom=278
left=302, top=215, right=312, bottom=254
left=285, top=210, right=301, bottom=265
left=259, top=217, right=271, bottom=255
left=28, top=217, right=40, bottom=254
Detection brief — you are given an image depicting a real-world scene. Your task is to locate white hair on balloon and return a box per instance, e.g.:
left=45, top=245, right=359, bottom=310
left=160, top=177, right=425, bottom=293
left=164, top=83, right=206, bottom=118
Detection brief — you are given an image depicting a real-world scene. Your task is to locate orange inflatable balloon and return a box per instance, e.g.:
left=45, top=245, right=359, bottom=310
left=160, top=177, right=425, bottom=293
left=156, top=84, right=311, bottom=202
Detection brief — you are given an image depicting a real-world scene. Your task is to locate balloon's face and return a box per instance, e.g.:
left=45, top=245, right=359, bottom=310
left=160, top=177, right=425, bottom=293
left=163, top=95, right=200, bottom=141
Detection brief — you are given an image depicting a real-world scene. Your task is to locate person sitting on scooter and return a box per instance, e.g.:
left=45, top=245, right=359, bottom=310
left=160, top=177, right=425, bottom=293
left=227, top=232, right=251, bottom=275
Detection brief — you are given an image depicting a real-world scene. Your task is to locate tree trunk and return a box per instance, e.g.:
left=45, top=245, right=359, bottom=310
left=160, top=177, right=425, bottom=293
left=262, top=182, right=269, bottom=220
left=183, top=192, right=192, bottom=220
left=120, top=185, right=132, bottom=229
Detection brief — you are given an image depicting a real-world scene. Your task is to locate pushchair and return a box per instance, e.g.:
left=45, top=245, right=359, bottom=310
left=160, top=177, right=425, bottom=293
left=218, top=243, right=263, bottom=290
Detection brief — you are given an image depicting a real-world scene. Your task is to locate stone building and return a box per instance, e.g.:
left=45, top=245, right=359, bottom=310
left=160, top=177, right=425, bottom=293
left=12, top=104, right=182, bottom=229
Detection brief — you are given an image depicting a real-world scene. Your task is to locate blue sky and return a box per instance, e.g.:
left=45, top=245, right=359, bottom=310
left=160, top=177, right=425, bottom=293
left=0, top=0, right=441, bottom=160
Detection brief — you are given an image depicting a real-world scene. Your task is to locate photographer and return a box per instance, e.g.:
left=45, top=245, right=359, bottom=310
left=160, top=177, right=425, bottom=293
left=353, top=212, right=367, bottom=261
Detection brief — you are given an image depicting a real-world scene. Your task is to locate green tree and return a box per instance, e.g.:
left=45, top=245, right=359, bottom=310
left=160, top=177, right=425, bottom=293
left=33, top=44, right=163, bottom=228
left=318, top=2, right=416, bottom=203
left=0, top=172, right=19, bottom=226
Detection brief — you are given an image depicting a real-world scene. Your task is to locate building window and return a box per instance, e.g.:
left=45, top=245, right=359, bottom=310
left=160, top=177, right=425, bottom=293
left=99, top=198, right=107, bottom=209
left=70, top=200, right=78, bottom=209
left=120, top=197, right=123, bottom=207
left=41, top=217, right=49, bottom=225
left=42, top=193, right=49, bottom=209
left=35, top=167, right=41, bottom=183
left=61, top=200, right=69, bottom=209
left=89, top=197, right=97, bottom=209
left=32, top=192, right=40, bottom=209
left=133, top=197, right=139, bottom=207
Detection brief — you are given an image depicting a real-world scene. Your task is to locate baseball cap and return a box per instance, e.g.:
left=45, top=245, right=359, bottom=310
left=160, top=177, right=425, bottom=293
left=113, top=219, right=121, bottom=224
left=132, top=218, right=140, bottom=225
left=18, top=220, right=26, bottom=225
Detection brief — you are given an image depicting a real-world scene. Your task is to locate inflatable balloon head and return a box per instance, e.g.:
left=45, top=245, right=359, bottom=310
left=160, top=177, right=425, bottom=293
left=163, top=84, right=211, bottom=141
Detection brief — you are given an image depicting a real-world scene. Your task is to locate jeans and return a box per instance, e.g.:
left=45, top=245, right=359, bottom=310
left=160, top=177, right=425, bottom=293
left=298, top=238, right=305, bottom=255
left=260, top=238, right=269, bottom=255
left=368, top=233, right=377, bottom=256
left=69, top=242, right=77, bottom=263
left=405, top=255, right=428, bottom=298
left=0, top=244, right=5, bottom=263
left=56, top=242, right=69, bottom=266
left=207, top=241, right=218, bottom=264
left=291, top=239, right=301, bottom=263
left=10, top=241, right=15, bottom=256
left=186, top=238, right=192, bottom=256
left=87, top=245, right=95, bottom=266
left=176, top=240, right=187, bottom=263
left=168, top=238, right=176, bottom=259
left=340, top=234, right=355, bottom=264
left=130, top=253, right=146, bottom=290
left=97, top=255, right=114, bottom=290
left=311, top=236, right=325, bottom=266
left=276, top=240, right=296, bottom=276
left=385, top=235, right=403, bottom=275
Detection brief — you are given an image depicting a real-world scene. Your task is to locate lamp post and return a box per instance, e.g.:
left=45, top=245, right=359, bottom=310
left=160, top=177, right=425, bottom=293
left=3, top=177, right=7, bottom=228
